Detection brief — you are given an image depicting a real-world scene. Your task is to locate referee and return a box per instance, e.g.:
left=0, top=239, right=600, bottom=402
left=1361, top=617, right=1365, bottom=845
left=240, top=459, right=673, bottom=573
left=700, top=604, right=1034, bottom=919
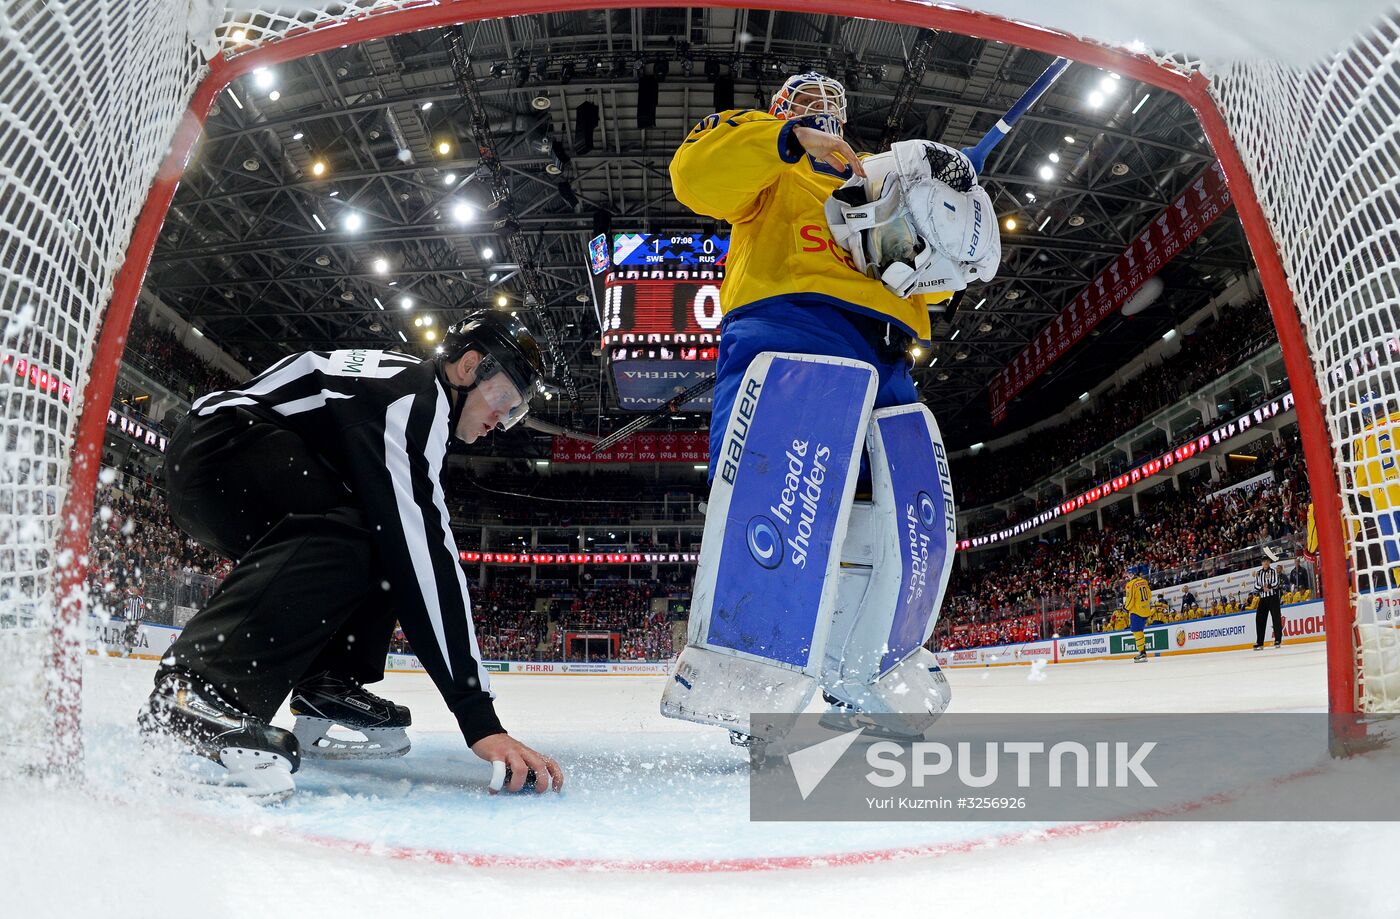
left=139, top=309, right=564, bottom=795
left=1253, top=553, right=1283, bottom=650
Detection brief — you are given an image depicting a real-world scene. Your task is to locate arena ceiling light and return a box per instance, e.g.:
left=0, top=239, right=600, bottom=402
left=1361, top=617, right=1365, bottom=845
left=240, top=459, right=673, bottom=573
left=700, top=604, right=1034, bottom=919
left=292, top=131, right=304, bottom=140
left=311, top=160, right=327, bottom=177
left=1048, top=152, right=1060, bottom=163
left=252, top=68, right=275, bottom=90
left=496, top=295, right=508, bottom=307
left=420, top=101, right=433, bottom=111
left=481, top=246, right=493, bottom=260
left=1038, top=164, right=1055, bottom=181
left=372, top=257, right=389, bottom=275
left=1088, top=90, right=1105, bottom=108
left=437, top=141, right=450, bottom=155
left=399, top=297, right=414, bottom=312
left=451, top=202, right=474, bottom=223
left=267, top=90, right=280, bottom=102
left=443, top=173, right=457, bottom=185
left=1132, top=94, right=1152, bottom=115
left=341, top=212, right=363, bottom=232
left=1004, top=217, right=1017, bottom=230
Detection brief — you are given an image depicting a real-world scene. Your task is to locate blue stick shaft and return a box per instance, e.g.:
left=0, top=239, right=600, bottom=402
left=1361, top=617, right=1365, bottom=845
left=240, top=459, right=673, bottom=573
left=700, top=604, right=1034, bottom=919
left=962, top=57, right=1072, bottom=175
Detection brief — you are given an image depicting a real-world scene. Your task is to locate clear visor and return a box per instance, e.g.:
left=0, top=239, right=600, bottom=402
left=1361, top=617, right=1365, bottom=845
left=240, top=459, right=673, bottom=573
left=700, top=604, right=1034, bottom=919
left=480, top=375, right=531, bottom=430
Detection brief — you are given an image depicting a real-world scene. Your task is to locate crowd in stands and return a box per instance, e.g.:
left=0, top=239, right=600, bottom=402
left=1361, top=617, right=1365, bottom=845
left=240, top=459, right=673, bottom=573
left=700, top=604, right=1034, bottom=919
left=933, top=431, right=1311, bottom=651
left=953, top=297, right=1280, bottom=508
left=88, top=467, right=231, bottom=622
left=122, top=316, right=241, bottom=402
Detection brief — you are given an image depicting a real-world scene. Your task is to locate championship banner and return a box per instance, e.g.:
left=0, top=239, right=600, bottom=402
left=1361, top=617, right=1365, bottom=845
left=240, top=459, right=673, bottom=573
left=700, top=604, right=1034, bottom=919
left=551, top=431, right=709, bottom=464
left=989, top=161, right=1233, bottom=422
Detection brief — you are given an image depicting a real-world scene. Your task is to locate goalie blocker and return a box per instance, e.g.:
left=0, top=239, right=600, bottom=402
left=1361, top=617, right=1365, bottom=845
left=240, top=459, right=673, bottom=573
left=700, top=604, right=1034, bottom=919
left=661, top=353, right=956, bottom=742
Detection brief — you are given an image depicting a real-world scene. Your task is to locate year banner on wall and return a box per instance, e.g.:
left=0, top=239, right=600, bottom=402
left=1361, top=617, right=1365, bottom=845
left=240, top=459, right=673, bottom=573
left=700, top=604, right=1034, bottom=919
left=552, top=431, right=710, bottom=464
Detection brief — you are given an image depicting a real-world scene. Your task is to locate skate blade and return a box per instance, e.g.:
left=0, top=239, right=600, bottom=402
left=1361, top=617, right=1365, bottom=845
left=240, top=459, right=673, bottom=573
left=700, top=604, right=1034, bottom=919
left=143, top=749, right=295, bottom=805
left=294, top=717, right=411, bottom=760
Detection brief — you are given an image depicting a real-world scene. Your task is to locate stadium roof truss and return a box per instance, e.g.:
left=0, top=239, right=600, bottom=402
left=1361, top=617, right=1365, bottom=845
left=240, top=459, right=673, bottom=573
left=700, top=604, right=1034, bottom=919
left=141, top=7, right=1256, bottom=442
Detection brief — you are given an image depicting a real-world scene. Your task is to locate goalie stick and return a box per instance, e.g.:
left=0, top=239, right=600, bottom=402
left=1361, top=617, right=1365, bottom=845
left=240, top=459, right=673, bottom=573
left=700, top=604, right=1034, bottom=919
left=961, top=57, right=1071, bottom=175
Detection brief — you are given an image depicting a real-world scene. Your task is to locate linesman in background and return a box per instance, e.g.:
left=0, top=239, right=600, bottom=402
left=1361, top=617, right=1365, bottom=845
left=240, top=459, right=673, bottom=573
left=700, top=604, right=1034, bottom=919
left=1124, top=564, right=1153, bottom=663
left=1253, top=551, right=1283, bottom=650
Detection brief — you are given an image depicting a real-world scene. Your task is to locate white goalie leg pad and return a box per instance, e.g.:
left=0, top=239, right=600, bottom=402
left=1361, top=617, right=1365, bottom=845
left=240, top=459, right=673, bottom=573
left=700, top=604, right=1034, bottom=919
left=662, top=352, right=876, bottom=740
left=819, top=404, right=957, bottom=735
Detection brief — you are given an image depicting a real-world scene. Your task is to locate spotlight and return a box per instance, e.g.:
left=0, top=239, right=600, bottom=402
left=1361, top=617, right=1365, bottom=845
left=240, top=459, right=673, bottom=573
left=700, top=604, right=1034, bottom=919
left=535, top=59, right=549, bottom=80
left=514, top=62, right=531, bottom=87
left=489, top=62, right=507, bottom=78
left=560, top=61, right=576, bottom=84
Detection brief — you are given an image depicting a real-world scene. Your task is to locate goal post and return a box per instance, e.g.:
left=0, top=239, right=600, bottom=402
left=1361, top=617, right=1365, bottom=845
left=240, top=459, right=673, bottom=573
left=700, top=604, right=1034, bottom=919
left=2, top=0, right=1395, bottom=772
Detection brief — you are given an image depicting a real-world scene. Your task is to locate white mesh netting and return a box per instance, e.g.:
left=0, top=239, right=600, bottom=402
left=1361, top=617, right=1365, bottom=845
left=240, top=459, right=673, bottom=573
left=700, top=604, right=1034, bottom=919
left=1, top=2, right=1398, bottom=773
left=1207, top=19, right=1400, bottom=710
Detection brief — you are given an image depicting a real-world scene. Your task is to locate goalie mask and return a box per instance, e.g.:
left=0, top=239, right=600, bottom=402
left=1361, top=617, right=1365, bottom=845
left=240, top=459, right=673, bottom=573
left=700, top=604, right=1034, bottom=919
left=769, top=71, right=847, bottom=136
left=824, top=139, right=1002, bottom=298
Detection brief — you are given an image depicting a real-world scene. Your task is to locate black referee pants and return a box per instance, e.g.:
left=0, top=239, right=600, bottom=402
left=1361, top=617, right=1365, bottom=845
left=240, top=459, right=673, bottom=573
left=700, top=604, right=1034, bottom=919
left=1255, top=595, right=1283, bottom=647
left=158, top=409, right=396, bottom=720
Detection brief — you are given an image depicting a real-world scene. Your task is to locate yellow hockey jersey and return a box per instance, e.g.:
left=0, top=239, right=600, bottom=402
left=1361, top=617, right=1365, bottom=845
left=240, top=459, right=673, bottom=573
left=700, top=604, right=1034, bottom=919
left=1124, top=576, right=1153, bottom=618
left=669, top=109, right=952, bottom=343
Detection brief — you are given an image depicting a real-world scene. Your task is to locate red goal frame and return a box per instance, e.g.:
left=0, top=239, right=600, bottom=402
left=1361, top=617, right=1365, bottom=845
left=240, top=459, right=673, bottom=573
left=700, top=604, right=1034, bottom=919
left=53, top=0, right=1356, bottom=761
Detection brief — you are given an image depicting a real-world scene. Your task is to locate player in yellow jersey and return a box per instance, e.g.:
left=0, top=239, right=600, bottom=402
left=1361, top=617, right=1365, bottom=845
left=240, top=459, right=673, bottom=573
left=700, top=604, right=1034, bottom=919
left=661, top=73, right=1002, bottom=742
left=1349, top=403, right=1400, bottom=590
left=1124, top=564, right=1154, bottom=663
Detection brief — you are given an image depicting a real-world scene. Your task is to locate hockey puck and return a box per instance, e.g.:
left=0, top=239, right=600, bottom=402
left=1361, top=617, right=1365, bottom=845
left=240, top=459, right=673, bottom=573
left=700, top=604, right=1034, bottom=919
left=488, top=760, right=541, bottom=794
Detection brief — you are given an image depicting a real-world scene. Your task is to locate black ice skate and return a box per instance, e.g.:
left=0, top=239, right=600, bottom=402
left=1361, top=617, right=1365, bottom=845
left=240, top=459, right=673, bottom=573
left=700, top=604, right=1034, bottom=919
left=289, top=673, right=411, bottom=759
left=1133, top=651, right=1148, bottom=662
left=138, top=670, right=299, bottom=802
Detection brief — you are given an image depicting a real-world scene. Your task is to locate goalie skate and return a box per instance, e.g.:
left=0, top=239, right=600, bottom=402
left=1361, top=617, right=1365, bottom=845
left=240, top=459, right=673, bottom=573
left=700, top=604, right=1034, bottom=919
left=138, top=671, right=299, bottom=803
left=289, top=673, right=411, bottom=760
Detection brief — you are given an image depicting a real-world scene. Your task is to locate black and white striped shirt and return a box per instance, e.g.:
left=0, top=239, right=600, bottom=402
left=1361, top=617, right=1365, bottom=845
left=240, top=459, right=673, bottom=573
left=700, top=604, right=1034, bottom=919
left=1255, top=566, right=1281, bottom=597
left=193, top=349, right=503, bottom=744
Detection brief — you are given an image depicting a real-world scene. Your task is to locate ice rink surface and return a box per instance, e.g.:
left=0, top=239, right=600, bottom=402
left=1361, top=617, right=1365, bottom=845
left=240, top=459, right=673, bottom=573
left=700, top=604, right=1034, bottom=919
left=4, top=643, right=1397, bottom=918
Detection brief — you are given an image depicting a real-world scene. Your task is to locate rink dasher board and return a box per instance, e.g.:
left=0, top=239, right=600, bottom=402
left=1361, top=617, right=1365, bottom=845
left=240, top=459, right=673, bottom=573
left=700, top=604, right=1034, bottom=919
left=78, top=602, right=1331, bottom=671
left=933, top=600, right=1328, bottom=668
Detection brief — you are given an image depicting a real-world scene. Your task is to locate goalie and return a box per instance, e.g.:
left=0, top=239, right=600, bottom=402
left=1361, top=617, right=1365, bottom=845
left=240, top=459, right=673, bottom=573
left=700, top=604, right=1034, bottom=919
left=663, top=72, right=1000, bottom=743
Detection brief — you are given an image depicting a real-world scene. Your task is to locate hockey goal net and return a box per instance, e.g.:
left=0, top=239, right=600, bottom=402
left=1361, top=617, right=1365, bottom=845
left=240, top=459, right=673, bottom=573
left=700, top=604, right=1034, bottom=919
left=1, top=0, right=1397, bottom=771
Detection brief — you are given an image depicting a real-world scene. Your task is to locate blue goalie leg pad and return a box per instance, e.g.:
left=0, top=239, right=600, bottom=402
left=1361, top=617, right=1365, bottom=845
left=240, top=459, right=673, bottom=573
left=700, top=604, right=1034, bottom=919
left=661, top=352, right=876, bottom=739
left=819, top=404, right=957, bottom=734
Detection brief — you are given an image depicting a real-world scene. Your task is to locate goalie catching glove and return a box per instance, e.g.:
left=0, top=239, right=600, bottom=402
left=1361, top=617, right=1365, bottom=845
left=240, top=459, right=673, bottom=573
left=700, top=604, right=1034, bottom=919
left=824, top=140, right=1001, bottom=298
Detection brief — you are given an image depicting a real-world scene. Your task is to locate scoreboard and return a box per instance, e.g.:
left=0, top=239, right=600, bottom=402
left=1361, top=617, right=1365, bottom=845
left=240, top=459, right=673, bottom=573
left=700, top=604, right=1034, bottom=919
left=588, top=233, right=730, bottom=412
